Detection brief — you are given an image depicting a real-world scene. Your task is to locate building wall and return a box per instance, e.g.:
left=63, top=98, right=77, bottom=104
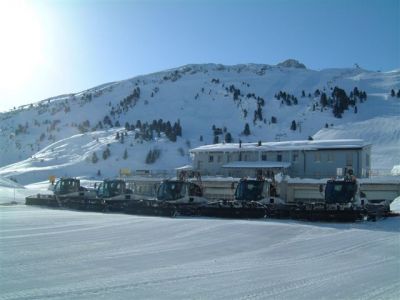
left=291, top=148, right=371, bottom=178
left=192, top=146, right=371, bottom=179
left=297, top=149, right=357, bottom=178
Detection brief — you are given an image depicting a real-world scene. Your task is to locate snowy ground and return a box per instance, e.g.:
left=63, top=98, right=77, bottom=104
left=1, top=187, right=400, bottom=300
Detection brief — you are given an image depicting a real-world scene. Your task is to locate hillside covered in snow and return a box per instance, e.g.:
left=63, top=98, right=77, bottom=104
left=0, top=60, right=399, bottom=184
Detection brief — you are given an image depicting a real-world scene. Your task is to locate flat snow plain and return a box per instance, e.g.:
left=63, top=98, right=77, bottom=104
left=1, top=189, right=400, bottom=300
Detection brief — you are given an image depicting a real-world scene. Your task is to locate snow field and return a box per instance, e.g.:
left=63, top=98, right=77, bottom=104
left=0, top=190, right=399, bottom=299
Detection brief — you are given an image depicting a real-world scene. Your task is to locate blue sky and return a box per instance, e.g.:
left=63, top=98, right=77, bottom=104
left=0, top=0, right=398, bottom=112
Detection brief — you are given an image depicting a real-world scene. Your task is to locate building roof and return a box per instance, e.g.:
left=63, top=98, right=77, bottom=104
left=190, top=139, right=370, bottom=153
left=175, top=165, right=194, bottom=171
left=222, top=161, right=291, bottom=169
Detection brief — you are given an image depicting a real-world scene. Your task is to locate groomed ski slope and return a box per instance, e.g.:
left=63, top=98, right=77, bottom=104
left=1, top=190, right=399, bottom=300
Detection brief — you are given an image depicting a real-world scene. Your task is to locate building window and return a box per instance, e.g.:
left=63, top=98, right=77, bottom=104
left=327, top=152, right=334, bottom=162
left=226, top=153, right=230, bottom=162
left=277, top=152, right=282, bottom=162
left=244, top=154, right=248, bottom=161
left=346, top=153, right=353, bottom=166
left=209, top=155, right=214, bottom=163
left=197, top=161, right=203, bottom=170
left=292, top=151, right=299, bottom=162
left=261, top=154, right=267, bottom=161
left=314, top=152, right=321, bottom=162
left=217, top=155, right=222, bottom=163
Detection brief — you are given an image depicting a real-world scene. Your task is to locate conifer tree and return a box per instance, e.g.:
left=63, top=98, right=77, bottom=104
left=102, top=148, right=110, bottom=160
left=145, top=150, right=153, bottom=164
left=91, top=152, right=98, bottom=163
left=225, top=132, right=233, bottom=143
left=320, top=93, right=328, bottom=107
left=290, top=120, right=297, bottom=131
left=213, top=135, right=219, bottom=144
left=243, top=123, right=251, bottom=136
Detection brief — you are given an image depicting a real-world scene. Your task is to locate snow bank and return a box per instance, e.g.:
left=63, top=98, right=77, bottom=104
left=0, top=187, right=37, bottom=204
left=0, top=176, right=24, bottom=189
left=0, top=178, right=52, bottom=204
left=390, top=196, right=400, bottom=212
left=0, top=176, right=28, bottom=204
left=391, top=165, right=400, bottom=176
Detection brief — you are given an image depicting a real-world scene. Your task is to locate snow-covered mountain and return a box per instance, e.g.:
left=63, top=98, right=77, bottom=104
left=1, top=60, right=399, bottom=184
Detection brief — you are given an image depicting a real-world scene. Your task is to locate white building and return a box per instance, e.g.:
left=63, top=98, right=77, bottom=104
left=190, top=139, right=372, bottom=179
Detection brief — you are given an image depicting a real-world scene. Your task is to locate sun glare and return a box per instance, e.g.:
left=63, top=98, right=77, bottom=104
left=0, top=0, right=44, bottom=92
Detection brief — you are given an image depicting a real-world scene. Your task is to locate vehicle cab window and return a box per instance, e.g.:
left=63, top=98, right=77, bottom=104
left=189, top=183, right=203, bottom=197
left=54, top=181, right=61, bottom=193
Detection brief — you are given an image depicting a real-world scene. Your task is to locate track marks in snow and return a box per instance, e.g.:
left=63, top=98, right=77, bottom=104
left=0, top=264, right=250, bottom=300
left=238, top=258, right=398, bottom=300
left=1, top=207, right=399, bottom=300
